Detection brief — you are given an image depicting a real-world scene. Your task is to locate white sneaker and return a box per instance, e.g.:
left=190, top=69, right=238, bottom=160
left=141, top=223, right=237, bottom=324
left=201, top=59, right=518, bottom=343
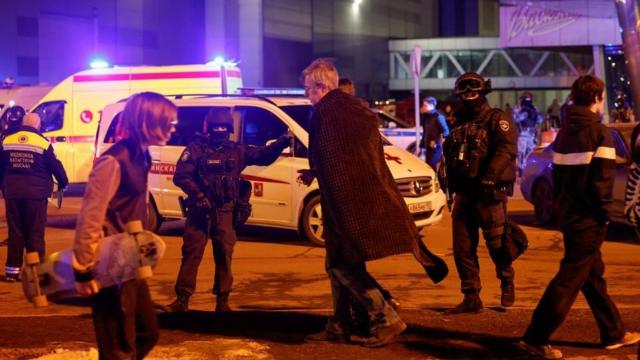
left=518, top=340, right=563, bottom=359
left=604, top=332, right=640, bottom=350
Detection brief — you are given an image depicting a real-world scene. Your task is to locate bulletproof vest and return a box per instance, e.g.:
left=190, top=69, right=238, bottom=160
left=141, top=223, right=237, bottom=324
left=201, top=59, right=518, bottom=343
left=445, top=110, right=497, bottom=179
left=102, top=139, right=151, bottom=232
left=198, top=140, right=243, bottom=204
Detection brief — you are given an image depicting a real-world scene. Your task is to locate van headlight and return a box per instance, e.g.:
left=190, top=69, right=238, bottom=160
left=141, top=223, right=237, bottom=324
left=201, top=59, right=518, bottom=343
left=434, top=177, right=440, bottom=193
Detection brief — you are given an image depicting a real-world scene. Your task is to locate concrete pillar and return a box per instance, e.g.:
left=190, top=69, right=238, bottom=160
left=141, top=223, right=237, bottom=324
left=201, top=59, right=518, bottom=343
left=204, top=0, right=226, bottom=60
left=238, top=0, right=263, bottom=87
left=593, top=45, right=610, bottom=123
left=615, top=0, right=640, bottom=122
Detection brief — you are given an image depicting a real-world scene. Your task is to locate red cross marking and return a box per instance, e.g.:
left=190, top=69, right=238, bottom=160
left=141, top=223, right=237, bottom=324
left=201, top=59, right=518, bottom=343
left=384, top=152, right=402, bottom=164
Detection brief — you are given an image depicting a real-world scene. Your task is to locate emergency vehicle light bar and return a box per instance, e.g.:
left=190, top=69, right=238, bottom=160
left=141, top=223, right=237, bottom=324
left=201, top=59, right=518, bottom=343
left=240, top=88, right=305, bottom=96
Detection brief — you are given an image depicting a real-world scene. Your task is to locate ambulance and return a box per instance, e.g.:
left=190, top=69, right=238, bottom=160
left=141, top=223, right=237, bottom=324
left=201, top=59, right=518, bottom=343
left=30, top=63, right=243, bottom=183
left=96, top=93, right=448, bottom=246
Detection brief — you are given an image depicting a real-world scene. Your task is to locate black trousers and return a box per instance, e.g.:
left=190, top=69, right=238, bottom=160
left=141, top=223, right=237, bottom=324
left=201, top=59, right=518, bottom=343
left=523, top=224, right=625, bottom=346
left=5, top=198, right=47, bottom=271
left=174, top=203, right=236, bottom=296
left=91, top=279, right=159, bottom=360
left=451, top=193, right=514, bottom=294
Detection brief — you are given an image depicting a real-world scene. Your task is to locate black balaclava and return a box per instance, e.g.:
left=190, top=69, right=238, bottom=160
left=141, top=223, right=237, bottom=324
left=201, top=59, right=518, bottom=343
left=208, top=126, right=231, bottom=142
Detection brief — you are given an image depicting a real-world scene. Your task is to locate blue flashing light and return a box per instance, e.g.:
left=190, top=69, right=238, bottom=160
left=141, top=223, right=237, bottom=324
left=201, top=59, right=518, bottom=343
left=240, top=87, right=305, bottom=96
left=207, top=55, right=225, bottom=66
left=90, top=58, right=110, bottom=69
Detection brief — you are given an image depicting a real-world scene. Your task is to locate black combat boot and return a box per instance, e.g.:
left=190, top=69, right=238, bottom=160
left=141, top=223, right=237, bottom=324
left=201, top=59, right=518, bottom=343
left=446, top=292, right=483, bottom=314
left=166, top=294, right=190, bottom=313
left=501, top=281, right=515, bottom=308
left=215, top=293, right=231, bottom=312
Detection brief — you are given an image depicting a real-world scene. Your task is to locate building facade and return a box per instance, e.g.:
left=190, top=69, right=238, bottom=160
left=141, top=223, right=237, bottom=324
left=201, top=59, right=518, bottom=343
left=0, top=0, right=441, bottom=101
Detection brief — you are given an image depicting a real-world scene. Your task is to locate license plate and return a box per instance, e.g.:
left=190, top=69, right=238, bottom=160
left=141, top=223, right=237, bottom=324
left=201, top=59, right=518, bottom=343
left=408, top=201, right=432, bottom=214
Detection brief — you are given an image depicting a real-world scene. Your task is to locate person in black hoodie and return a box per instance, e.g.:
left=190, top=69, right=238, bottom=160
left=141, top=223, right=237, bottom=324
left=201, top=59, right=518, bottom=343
left=520, top=75, right=640, bottom=359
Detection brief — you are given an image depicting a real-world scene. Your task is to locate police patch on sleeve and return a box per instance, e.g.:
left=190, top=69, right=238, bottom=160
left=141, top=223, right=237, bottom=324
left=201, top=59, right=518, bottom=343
left=498, top=120, right=510, bottom=132
left=181, top=151, right=190, bottom=162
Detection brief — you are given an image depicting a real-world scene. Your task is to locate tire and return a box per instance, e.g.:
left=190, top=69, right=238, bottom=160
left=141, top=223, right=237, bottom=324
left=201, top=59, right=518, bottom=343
left=300, top=194, right=325, bottom=247
left=147, top=196, right=163, bottom=233
left=532, top=179, right=555, bottom=226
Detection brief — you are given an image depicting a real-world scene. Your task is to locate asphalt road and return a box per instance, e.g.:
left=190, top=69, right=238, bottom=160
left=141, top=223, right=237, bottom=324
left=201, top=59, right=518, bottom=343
left=0, top=192, right=639, bottom=359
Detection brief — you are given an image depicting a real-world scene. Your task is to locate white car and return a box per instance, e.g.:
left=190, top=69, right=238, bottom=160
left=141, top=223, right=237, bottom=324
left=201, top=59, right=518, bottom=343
left=97, top=95, right=447, bottom=246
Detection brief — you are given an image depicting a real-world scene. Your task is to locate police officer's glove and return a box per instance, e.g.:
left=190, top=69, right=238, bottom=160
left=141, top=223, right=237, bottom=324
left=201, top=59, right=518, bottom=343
left=195, top=193, right=212, bottom=211
left=481, top=177, right=496, bottom=200
left=276, top=134, right=294, bottom=149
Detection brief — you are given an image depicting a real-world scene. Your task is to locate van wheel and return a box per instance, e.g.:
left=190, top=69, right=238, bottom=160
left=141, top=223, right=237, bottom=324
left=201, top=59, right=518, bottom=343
left=147, top=197, right=163, bottom=232
left=301, top=194, right=325, bottom=247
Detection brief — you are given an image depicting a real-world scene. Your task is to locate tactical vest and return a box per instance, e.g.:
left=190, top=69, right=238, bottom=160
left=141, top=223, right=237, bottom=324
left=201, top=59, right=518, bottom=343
left=198, top=140, right=243, bottom=205
left=445, top=110, right=498, bottom=179
left=102, top=139, right=151, bottom=232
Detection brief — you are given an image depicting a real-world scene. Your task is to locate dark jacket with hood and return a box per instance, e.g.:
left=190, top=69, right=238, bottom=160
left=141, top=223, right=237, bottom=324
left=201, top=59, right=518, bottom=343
left=309, top=89, right=447, bottom=281
left=552, top=105, right=615, bottom=230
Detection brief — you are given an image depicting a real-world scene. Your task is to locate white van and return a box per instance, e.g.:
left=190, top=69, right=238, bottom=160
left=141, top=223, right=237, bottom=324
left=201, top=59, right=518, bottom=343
left=97, top=95, right=447, bottom=246
left=30, top=63, right=242, bottom=184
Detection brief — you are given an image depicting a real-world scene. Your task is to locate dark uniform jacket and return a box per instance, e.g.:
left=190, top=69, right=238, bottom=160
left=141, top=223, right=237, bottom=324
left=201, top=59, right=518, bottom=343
left=309, top=90, right=447, bottom=282
left=420, top=110, right=449, bottom=148
left=552, top=105, right=615, bottom=230
left=0, top=125, right=67, bottom=199
left=446, top=102, right=517, bottom=195
left=173, top=135, right=290, bottom=203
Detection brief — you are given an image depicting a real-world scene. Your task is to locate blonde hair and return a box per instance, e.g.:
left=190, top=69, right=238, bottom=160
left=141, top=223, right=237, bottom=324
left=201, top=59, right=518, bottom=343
left=23, top=113, right=41, bottom=129
left=119, top=92, right=177, bottom=145
left=300, top=58, right=339, bottom=90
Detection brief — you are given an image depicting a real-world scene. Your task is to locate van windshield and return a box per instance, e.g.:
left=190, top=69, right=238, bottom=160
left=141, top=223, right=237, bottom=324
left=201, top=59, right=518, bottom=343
left=281, top=104, right=391, bottom=146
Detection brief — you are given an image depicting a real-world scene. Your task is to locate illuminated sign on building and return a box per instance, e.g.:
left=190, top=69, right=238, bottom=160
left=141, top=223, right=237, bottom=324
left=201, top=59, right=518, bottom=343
left=500, top=4, right=621, bottom=47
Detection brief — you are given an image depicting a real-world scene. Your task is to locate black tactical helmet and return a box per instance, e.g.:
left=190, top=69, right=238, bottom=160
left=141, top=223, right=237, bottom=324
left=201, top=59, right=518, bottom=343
left=454, top=72, right=492, bottom=96
left=204, top=108, right=234, bottom=135
left=6, top=105, right=26, bottom=126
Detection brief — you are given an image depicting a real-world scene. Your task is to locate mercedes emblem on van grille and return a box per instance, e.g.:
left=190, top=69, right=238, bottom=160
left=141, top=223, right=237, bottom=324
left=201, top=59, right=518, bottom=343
left=410, top=180, right=423, bottom=195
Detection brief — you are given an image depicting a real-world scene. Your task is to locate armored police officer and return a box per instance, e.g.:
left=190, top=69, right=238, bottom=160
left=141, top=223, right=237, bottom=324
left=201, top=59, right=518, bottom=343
left=443, top=72, right=517, bottom=313
left=167, top=108, right=291, bottom=312
left=1, top=113, right=67, bottom=282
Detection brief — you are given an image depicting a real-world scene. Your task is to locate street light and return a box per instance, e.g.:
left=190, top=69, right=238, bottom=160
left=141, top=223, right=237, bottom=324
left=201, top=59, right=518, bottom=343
left=352, top=0, right=363, bottom=14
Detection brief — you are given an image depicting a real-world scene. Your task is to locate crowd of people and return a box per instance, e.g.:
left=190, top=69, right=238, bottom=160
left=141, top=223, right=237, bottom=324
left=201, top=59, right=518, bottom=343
left=1, top=59, right=640, bottom=359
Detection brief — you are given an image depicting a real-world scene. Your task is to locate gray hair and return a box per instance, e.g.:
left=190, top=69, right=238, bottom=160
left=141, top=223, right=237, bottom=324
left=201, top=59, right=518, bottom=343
left=300, top=58, right=339, bottom=90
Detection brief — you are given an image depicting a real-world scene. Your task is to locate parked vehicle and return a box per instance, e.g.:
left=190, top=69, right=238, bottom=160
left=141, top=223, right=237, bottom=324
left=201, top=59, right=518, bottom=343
left=30, top=63, right=242, bottom=183
left=374, top=108, right=423, bottom=154
left=520, top=127, right=631, bottom=226
left=96, top=94, right=447, bottom=246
